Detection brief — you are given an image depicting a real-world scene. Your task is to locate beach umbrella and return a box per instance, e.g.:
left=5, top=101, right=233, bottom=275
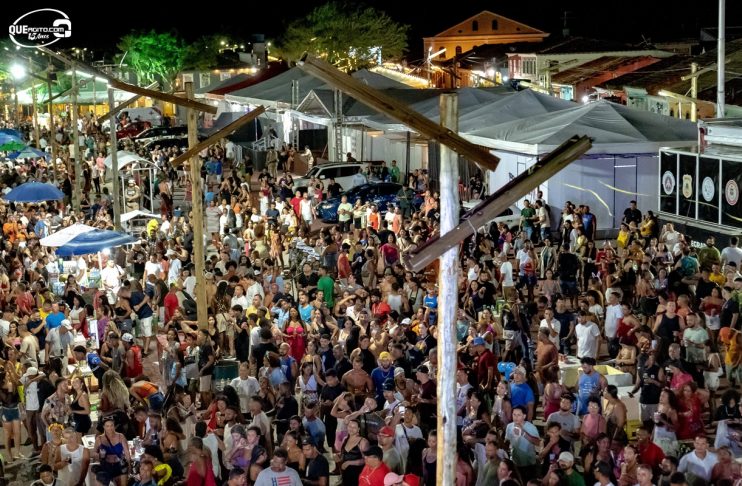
left=4, top=181, right=64, bottom=202
left=0, top=141, right=26, bottom=152
left=54, top=229, right=138, bottom=256
left=40, top=223, right=97, bottom=247
left=8, top=146, right=50, bottom=160
left=0, top=129, right=23, bottom=139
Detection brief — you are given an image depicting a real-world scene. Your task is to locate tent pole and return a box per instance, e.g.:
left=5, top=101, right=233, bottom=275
left=436, top=93, right=459, bottom=486
left=47, top=61, right=59, bottom=185
left=186, top=82, right=209, bottom=327
left=71, top=69, right=82, bottom=212
left=108, top=88, right=121, bottom=230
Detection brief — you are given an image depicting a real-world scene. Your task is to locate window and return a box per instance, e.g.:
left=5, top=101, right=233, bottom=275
left=181, top=73, right=194, bottom=83
left=492, top=19, right=499, bottom=30
left=455, top=46, right=462, bottom=56
left=472, top=20, right=479, bottom=31
left=220, top=72, right=231, bottom=81
left=199, top=73, right=211, bottom=88
left=339, top=166, right=360, bottom=177
left=318, top=167, right=340, bottom=179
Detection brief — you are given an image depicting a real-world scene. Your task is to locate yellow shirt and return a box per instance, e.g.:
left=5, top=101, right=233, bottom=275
left=710, top=272, right=726, bottom=286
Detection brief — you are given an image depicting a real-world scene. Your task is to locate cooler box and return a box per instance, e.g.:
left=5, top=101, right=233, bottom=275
left=594, top=365, right=633, bottom=387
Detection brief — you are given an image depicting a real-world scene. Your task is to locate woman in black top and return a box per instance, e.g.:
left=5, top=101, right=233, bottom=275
left=0, top=361, right=22, bottom=460
left=70, top=375, right=92, bottom=435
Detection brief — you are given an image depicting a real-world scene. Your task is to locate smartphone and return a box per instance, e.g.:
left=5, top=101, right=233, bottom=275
left=398, top=406, right=406, bottom=415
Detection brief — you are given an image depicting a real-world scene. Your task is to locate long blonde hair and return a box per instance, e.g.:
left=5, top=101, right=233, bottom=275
left=101, top=370, right=129, bottom=410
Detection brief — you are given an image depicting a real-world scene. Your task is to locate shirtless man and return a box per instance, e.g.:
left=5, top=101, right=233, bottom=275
left=341, top=356, right=373, bottom=409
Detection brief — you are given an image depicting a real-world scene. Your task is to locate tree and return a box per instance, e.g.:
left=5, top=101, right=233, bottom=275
left=117, top=30, right=185, bottom=85
left=183, top=35, right=226, bottom=71
left=277, top=2, right=409, bottom=72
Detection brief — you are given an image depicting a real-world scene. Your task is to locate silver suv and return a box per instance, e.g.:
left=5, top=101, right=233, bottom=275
left=292, top=163, right=367, bottom=193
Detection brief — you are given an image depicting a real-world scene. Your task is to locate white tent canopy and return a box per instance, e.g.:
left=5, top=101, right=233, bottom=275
left=364, top=87, right=509, bottom=132
left=458, top=89, right=576, bottom=132
left=103, top=151, right=155, bottom=169
left=463, top=100, right=699, bottom=155
left=120, top=210, right=161, bottom=223
left=40, top=223, right=96, bottom=247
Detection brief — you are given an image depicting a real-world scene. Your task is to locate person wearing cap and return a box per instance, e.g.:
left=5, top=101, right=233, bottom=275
left=371, top=351, right=396, bottom=406
left=378, top=425, right=403, bottom=474
left=415, top=364, right=436, bottom=433
left=557, top=451, right=585, bottom=486
left=253, top=447, right=302, bottom=486
left=45, top=319, right=73, bottom=374
left=471, top=336, right=496, bottom=394
left=21, top=365, right=42, bottom=451
left=359, top=445, right=391, bottom=486
left=302, top=437, right=329, bottom=486
left=576, top=356, right=607, bottom=416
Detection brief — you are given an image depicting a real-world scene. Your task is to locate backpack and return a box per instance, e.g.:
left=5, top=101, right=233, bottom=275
left=180, top=291, right=198, bottom=320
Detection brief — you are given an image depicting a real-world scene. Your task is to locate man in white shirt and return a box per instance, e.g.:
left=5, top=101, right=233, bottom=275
left=143, top=254, right=162, bottom=283
left=167, top=254, right=181, bottom=285
left=677, top=436, right=717, bottom=483
left=661, top=222, right=681, bottom=249
left=337, top=195, right=353, bottom=232
left=299, top=193, right=314, bottom=226
left=245, top=273, right=265, bottom=302
left=230, top=362, right=260, bottom=415
left=604, top=291, right=623, bottom=358
left=100, top=260, right=124, bottom=300
left=722, top=236, right=742, bottom=268
left=75, top=256, right=88, bottom=288
left=575, top=311, right=601, bottom=359
left=455, top=367, right=472, bottom=426
left=499, top=253, right=515, bottom=301
left=539, top=308, right=561, bottom=348
left=230, top=284, right=250, bottom=310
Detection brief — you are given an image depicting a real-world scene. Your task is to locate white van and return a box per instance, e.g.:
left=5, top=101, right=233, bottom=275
left=292, top=163, right=367, bottom=193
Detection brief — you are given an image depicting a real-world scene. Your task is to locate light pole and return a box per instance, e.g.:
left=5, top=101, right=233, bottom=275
left=10, top=64, right=25, bottom=125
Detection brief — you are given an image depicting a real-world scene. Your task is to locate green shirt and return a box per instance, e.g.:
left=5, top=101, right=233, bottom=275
left=563, top=470, right=586, bottom=486
left=337, top=202, right=353, bottom=222
left=317, top=275, right=335, bottom=307
left=389, top=165, right=401, bottom=183
left=521, top=207, right=536, bottom=228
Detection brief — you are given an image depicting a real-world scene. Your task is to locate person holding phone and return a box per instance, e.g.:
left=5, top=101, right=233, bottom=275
left=504, top=406, right=540, bottom=479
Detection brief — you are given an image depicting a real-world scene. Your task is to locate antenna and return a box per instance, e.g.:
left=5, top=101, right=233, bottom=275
left=561, top=11, right=573, bottom=37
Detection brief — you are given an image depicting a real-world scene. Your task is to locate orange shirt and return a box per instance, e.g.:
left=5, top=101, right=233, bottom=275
left=368, top=212, right=380, bottom=231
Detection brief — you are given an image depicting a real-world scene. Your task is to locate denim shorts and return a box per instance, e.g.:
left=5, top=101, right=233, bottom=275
left=1, top=406, right=20, bottom=422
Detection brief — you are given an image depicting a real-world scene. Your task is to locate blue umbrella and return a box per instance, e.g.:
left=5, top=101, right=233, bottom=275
left=4, top=181, right=64, bottom=202
left=0, top=133, right=23, bottom=146
left=0, top=129, right=23, bottom=139
left=8, top=147, right=50, bottom=160
left=54, top=229, right=138, bottom=256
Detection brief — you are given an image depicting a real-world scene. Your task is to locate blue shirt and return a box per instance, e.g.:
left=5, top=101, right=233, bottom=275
left=510, top=382, right=535, bottom=409
left=45, top=312, right=65, bottom=330
left=423, top=295, right=438, bottom=324
left=299, top=304, right=314, bottom=323
left=302, top=416, right=326, bottom=449
left=370, top=366, right=396, bottom=403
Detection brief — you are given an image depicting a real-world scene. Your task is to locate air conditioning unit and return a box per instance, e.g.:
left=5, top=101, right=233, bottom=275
left=700, top=118, right=742, bottom=147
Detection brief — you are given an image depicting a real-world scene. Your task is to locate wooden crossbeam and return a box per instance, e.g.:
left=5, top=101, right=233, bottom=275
left=297, top=53, right=501, bottom=172
left=96, top=82, right=159, bottom=124
left=404, top=135, right=592, bottom=272
left=169, top=106, right=266, bottom=168
left=37, top=47, right=217, bottom=114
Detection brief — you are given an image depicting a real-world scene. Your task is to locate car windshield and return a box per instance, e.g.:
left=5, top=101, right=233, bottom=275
left=305, top=167, right=320, bottom=178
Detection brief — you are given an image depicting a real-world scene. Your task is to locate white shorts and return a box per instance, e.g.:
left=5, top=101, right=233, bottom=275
left=199, top=375, right=212, bottom=393
left=139, top=316, right=153, bottom=337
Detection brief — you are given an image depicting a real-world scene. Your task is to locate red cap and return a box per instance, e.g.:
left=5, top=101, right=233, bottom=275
left=403, top=474, right=421, bottom=486
left=378, top=426, right=395, bottom=437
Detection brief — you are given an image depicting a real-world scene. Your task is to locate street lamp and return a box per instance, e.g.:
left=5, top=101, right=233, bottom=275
left=10, top=64, right=26, bottom=80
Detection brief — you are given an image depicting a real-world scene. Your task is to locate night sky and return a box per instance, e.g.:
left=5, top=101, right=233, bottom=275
left=4, top=1, right=741, bottom=62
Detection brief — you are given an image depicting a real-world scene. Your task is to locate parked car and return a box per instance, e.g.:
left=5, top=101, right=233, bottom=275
left=116, top=121, right=152, bottom=140
left=292, top=162, right=367, bottom=194
left=141, top=136, right=190, bottom=151
left=133, top=126, right=187, bottom=145
left=315, top=182, right=423, bottom=222
left=462, top=200, right=522, bottom=232
left=103, top=106, right=164, bottom=131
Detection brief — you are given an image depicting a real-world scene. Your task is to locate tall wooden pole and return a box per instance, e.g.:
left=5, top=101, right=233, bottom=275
left=185, top=82, right=209, bottom=327
left=71, top=69, right=81, bottom=211
left=47, top=71, right=59, bottom=184
left=436, top=93, right=459, bottom=486
left=108, top=88, right=121, bottom=230
left=31, top=84, right=40, bottom=150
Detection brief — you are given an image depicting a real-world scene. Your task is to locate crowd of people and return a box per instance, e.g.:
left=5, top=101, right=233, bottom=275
left=0, top=115, right=742, bottom=486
